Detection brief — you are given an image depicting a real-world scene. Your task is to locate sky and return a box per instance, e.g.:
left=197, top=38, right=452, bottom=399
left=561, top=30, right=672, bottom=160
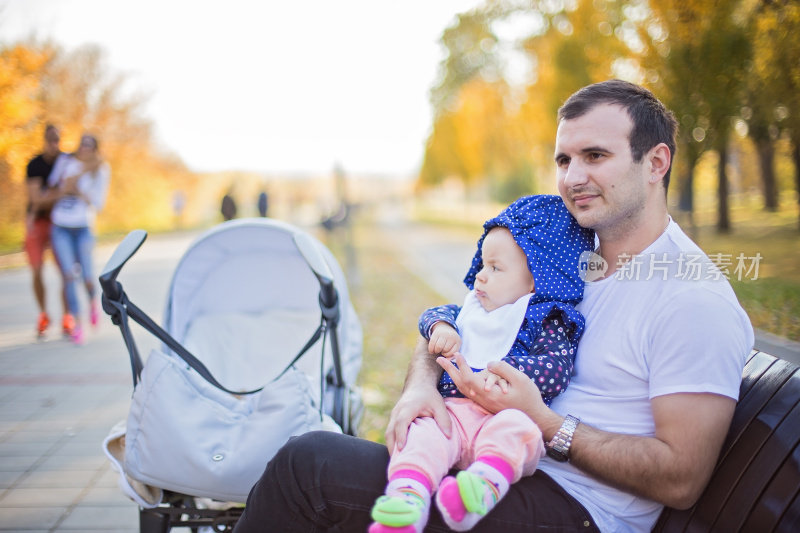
left=0, top=0, right=484, bottom=176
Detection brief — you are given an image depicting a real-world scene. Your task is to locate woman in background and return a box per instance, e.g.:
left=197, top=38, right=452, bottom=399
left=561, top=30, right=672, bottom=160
left=48, top=133, right=111, bottom=344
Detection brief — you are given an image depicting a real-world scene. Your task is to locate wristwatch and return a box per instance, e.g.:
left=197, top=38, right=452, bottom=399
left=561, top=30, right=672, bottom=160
left=546, top=414, right=580, bottom=462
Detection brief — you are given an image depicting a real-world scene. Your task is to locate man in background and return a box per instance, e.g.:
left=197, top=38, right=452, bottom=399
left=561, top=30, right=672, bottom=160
left=25, top=124, right=69, bottom=338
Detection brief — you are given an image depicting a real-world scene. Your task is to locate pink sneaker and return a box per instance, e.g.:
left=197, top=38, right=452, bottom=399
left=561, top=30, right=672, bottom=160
left=71, top=326, right=84, bottom=345
left=90, top=301, right=99, bottom=327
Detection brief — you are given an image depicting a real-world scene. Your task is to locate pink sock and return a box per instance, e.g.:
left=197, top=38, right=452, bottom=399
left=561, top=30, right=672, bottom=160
left=391, top=469, right=433, bottom=493
left=476, top=455, right=514, bottom=484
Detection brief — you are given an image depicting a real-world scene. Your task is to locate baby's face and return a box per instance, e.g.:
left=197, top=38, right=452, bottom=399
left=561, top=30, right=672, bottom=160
left=473, top=227, right=534, bottom=312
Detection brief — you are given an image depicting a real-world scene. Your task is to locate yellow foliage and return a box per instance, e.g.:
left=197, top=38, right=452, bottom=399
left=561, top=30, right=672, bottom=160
left=0, top=41, right=201, bottom=251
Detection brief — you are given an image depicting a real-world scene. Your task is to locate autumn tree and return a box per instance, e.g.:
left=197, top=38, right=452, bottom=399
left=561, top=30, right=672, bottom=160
left=751, top=0, right=800, bottom=227
left=514, top=0, right=631, bottom=182
left=0, top=43, right=52, bottom=245
left=0, top=40, right=199, bottom=250
left=639, top=1, right=753, bottom=232
left=420, top=0, right=632, bottom=201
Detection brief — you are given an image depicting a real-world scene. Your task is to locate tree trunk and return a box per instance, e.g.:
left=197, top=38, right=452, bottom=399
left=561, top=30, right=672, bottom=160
left=717, top=144, right=731, bottom=233
left=748, top=121, right=779, bottom=212
left=757, top=137, right=778, bottom=211
left=677, top=142, right=699, bottom=235
left=678, top=167, right=695, bottom=230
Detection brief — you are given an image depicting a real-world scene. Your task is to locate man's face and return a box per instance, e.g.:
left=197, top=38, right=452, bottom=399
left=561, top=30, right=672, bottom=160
left=554, top=104, right=648, bottom=236
left=473, top=227, right=534, bottom=312
left=43, top=130, right=60, bottom=159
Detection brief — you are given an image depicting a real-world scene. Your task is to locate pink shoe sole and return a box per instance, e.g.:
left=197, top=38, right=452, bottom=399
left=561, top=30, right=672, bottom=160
left=368, top=523, right=416, bottom=533
left=71, top=327, right=84, bottom=345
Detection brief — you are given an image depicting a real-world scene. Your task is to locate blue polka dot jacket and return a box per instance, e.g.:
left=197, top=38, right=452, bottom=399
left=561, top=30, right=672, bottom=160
left=419, top=194, right=595, bottom=405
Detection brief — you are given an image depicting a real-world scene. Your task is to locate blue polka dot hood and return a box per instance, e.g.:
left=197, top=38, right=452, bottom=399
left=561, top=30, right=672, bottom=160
left=463, top=194, right=595, bottom=343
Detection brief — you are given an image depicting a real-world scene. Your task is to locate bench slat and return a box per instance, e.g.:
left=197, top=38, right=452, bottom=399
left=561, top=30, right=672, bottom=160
left=711, top=393, right=800, bottom=531
left=774, top=488, right=800, bottom=532
left=741, top=445, right=800, bottom=532
left=740, top=350, right=778, bottom=397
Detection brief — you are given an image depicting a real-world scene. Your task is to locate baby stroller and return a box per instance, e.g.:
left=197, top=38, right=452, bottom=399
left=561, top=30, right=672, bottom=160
left=99, top=218, right=363, bottom=532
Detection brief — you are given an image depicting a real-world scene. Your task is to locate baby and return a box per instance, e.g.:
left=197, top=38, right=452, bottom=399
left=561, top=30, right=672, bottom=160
left=370, top=195, right=594, bottom=532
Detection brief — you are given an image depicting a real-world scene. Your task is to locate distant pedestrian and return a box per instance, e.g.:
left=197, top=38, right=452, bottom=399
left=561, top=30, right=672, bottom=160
left=172, top=190, right=186, bottom=228
left=24, top=124, right=69, bottom=338
left=48, top=133, right=111, bottom=345
left=257, top=191, right=269, bottom=217
left=221, top=192, right=237, bottom=221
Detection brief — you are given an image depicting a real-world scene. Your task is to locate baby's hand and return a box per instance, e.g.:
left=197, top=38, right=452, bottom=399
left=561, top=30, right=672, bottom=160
left=428, top=322, right=461, bottom=358
left=478, top=369, right=509, bottom=394
left=62, top=175, right=80, bottom=194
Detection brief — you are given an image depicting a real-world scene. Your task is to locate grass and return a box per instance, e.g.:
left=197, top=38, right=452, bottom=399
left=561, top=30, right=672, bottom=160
left=730, top=278, right=800, bottom=341
left=687, top=212, right=800, bottom=341
left=320, top=219, right=445, bottom=443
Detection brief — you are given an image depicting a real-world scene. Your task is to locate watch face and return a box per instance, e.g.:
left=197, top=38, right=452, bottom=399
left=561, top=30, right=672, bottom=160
left=546, top=446, right=568, bottom=462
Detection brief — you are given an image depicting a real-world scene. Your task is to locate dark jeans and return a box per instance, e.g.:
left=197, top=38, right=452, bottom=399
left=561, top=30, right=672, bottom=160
left=234, top=431, right=600, bottom=532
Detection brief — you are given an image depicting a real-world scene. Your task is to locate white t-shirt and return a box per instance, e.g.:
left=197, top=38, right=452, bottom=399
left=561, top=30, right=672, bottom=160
left=49, top=154, right=110, bottom=228
left=538, top=220, right=754, bottom=532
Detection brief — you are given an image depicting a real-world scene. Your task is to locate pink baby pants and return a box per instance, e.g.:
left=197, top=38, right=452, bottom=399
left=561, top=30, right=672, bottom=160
left=388, top=398, right=545, bottom=488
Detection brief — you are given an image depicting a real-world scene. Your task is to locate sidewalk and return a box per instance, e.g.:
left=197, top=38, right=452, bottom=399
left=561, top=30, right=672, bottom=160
left=0, top=231, right=198, bottom=532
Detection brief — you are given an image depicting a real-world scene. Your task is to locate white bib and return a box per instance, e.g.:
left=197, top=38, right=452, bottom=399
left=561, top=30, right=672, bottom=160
left=455, top=291, right=531, bottom=369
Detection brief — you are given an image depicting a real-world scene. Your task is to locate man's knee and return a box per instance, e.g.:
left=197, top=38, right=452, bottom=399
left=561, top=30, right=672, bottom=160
left=267, top=431, right=351, bottom=480
left=269, top=431, right=390, bottom=490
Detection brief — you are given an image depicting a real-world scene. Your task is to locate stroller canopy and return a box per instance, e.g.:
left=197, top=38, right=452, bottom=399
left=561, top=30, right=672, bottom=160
left=162, top=218, right=362, bottom=394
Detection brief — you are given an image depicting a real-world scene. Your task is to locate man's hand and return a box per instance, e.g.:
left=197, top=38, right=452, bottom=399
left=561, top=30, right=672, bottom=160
left=437, top=355, right=546, bottom=416
left=428, top=322, right=461, bottom=357
left=385, top=338, right=451, bottom=452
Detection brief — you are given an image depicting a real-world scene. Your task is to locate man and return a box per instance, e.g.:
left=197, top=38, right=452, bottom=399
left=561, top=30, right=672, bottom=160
left=25, top=125, right=69, bottom=338
left=233, top=80, right=753, bottom=532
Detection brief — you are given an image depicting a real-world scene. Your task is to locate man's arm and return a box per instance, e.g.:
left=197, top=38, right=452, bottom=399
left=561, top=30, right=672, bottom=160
left=567, top=392, right=734, bottom=509
left=439, top=354, right=734, bottom=509
left=26, top=177, right=59, bottom=212
left=384, top=337, right=451, bottom=452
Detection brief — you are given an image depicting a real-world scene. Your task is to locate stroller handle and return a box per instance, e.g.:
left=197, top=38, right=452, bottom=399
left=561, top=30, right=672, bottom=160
left=292, top=231, right=337, bottom=309
left=99, top=229, right=148, bottom=301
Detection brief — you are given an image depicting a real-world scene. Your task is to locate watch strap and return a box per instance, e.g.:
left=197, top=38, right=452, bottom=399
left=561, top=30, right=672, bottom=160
left=546, top=414, right=580, bottom=462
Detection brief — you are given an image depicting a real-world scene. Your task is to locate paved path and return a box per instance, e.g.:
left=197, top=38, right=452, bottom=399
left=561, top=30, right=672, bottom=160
left=0, top=230, right=200, bottom=532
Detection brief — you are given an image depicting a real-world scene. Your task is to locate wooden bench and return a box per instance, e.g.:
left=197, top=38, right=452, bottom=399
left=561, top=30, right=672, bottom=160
left=654, top=350, right=800, bottom=532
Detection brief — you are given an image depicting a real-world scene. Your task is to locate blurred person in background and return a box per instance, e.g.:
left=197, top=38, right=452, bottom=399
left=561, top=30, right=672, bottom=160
left=48, top=133, right=111, bottom=345
left=221, top=189, right=237, bottom=221
left=257, top=190, right=269, bottom=217
left=25, top=124, right=68, bottom=339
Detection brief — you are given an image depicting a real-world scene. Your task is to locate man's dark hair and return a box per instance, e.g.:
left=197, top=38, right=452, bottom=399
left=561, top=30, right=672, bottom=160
left=44, top=124, right=60, bottom=139
left=558, top=79, right=678, bottom=191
